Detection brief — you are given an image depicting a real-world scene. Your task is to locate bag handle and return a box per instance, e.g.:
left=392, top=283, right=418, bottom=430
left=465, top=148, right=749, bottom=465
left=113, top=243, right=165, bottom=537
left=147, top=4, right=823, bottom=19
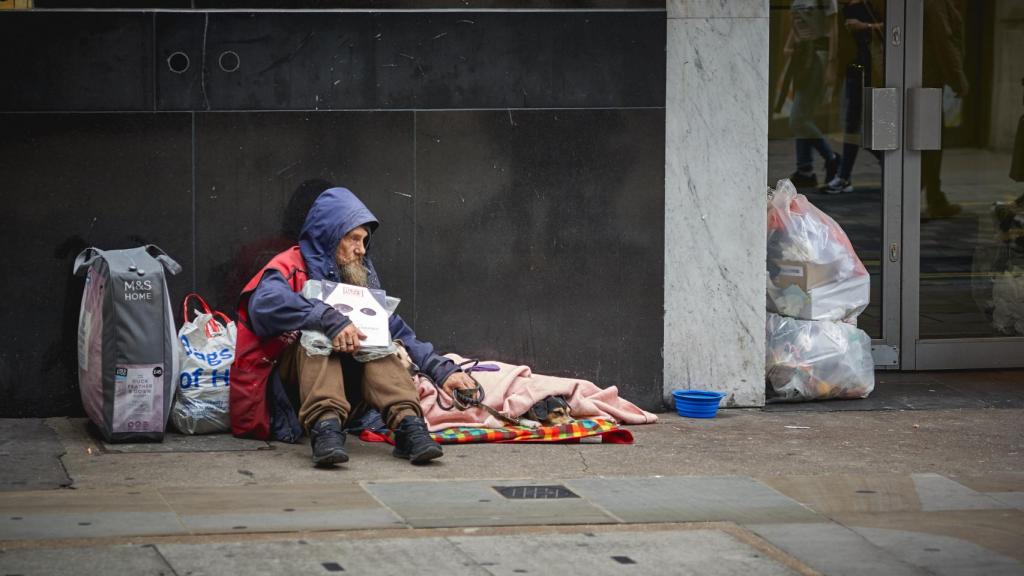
left=73, top=247, right=105, bottom=276
left=145, top=244, right=182, bottom=276
left=182, top=293, right=233, bottom=337
left=181, top=293, right=214, bottom=323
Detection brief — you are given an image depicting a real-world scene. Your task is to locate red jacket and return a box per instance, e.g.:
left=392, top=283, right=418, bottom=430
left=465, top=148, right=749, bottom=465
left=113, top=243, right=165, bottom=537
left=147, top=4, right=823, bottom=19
left=228, top=247, right=307, bottom=439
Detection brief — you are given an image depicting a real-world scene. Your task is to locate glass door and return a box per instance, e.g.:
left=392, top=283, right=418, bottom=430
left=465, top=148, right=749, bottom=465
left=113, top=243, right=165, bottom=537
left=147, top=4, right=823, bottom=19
left=768, top=0, right=903, bottom=366
left=901, top=0, right=1024, bottom=368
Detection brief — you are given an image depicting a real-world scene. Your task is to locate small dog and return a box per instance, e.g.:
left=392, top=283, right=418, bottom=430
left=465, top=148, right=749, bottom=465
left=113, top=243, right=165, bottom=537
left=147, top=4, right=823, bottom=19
left=525, top=395, right=574, bottom=426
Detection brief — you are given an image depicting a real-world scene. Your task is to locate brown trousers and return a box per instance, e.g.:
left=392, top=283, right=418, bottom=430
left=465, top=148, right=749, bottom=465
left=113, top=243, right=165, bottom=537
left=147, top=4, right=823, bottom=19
left=278, top=342, right=422, bottom=432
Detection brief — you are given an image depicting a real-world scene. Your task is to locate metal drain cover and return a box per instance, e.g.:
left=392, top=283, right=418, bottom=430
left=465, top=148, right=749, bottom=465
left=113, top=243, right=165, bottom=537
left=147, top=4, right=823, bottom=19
left=494, top=485, right=579, bottom=499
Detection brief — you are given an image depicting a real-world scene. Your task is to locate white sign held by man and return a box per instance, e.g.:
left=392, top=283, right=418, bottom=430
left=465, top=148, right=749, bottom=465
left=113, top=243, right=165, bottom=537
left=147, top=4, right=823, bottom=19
left=323, top=283, right=390, bottom=347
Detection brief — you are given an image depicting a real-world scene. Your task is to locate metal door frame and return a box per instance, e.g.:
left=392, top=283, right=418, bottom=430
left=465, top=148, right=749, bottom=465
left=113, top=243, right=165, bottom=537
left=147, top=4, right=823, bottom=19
left=899, top=0, right=1024, bottom=369
left=872, top=0, right=906, bottom=369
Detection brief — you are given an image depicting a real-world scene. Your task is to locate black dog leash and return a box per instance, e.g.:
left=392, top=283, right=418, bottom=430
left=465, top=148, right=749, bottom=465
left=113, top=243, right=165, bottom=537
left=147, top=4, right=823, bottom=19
left=432, top=359, right=539, bottom=428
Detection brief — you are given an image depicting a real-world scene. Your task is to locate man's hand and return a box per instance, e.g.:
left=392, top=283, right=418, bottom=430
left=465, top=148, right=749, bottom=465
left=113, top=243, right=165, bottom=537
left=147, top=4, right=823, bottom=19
left=441, top=371, right=476, bottom=397
left=331, top=324, right=367, bottom=354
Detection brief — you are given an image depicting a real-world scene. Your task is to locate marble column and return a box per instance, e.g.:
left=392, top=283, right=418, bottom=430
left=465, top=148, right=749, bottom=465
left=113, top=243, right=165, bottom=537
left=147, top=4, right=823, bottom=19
left=664, top=0, right=769, bottom=407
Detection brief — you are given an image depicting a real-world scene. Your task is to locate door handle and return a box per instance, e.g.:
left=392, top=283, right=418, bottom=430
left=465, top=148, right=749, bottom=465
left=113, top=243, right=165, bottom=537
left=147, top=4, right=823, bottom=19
left=907, top=87, right=943, bottom=150
left=863, top=87, right=900, bottom=151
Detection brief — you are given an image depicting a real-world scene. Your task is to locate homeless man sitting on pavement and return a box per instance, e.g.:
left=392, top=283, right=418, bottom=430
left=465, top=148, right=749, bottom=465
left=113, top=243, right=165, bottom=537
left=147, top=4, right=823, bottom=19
left=228, top=186, right=476, bottom=466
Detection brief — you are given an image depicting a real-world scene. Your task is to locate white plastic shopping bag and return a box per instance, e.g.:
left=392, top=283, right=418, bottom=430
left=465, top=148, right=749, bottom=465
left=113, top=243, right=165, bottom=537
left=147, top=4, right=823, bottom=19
left=171, top=293, right=235, bottom=434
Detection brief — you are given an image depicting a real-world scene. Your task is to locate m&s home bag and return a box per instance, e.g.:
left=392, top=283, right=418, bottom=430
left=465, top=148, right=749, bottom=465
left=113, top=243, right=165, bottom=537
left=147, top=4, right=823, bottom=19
left=74, top=245, right=181, bottom=443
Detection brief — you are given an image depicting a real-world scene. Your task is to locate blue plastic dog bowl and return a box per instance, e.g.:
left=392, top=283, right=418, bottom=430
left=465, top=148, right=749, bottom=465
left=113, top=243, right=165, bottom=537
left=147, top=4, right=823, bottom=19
left=672, top=390, right=726, bottom=418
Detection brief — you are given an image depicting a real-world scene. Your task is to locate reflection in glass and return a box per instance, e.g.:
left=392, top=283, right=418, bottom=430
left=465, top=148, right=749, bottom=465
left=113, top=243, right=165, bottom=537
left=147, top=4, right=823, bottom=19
left=769, top=0, right=886, bottom=338
left=919, top=0, right=1024, bottom=339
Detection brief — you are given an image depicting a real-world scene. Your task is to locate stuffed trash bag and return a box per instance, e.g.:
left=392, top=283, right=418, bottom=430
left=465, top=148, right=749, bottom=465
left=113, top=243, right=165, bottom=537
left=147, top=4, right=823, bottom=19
left=74, top=245, right=181, bottom=443
left=765, top=313, right=875, bottom=402
left=171, top=294, right=235, bottom=434
left=767, top=179, right=870, bottom=322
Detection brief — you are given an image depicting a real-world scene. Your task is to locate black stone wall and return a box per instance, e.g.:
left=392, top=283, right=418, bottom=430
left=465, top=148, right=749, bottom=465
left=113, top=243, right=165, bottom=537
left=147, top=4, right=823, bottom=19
left=0, top=5, right=665, bottom=416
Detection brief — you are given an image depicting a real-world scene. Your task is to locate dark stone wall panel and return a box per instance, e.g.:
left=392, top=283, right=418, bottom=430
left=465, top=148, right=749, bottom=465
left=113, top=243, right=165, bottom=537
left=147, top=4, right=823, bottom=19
left=156, top=12, right=208, bottom=111
left=414, top=109, right=665, bottom=411
left=37, top=1, right=662, bottom=10
left=155, top=11, right=665, bottom=110
left=0, top=114, right=193, bottom=417
left=0, top=13, right=153, bottom=111
left=193, top=112, right=415, bottom=315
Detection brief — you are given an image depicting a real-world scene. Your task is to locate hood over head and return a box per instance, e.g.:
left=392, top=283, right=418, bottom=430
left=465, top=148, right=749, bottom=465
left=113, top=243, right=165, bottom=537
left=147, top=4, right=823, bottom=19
left=298, top=187, right=380, bottom=284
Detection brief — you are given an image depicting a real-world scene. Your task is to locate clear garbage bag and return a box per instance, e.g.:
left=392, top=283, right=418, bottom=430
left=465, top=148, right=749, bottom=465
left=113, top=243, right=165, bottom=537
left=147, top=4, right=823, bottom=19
left=767, top=179, right=870, bottom=321
left=765, top=313, right=875, bottom=402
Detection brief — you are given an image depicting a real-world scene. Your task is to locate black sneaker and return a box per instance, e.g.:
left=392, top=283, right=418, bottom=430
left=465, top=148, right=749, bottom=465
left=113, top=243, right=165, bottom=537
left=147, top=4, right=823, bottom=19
left=392, top=416, right=443, bottom=464
left=788, top=171, right=818, bottom=189
left=310, top=418, right=349, bottom=467
left=825, top=153, right=841, bottom=184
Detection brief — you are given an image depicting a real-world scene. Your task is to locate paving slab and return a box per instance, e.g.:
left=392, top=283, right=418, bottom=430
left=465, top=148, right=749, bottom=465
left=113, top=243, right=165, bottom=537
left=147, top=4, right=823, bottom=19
left=0, top=489, right=184, bottom=540
left=0, top=544, right=172, bottom=576
left=156, top=537, right=485, bottom=576
left=159, top=483, right=404, bottom=533
left=0, top=419, right=70, bottom=491
left=834, top=509, right=1024, bottom=564
left=951, top=473, right=1024, bottom=493
left=363, top=479, right=615, bottom=528
left=448, top=529, right=801, bottom=576
left=0, top=511, right=185, bottom=541
left=566, top=476, right=822, bottom=525
left=852, top=526, right=1024, bottom=576
left=748, top=522, right=928, bottom=576
left=762, top=474, right=923, bottom=514
left=912, top=473, right=1008, bottom=511
left=987, top=492, right=1024, bottom=511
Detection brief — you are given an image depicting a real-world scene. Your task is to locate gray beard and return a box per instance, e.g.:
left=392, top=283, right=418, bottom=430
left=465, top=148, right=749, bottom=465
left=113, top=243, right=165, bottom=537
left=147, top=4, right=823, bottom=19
left=339, top=260, right=369, bottom=287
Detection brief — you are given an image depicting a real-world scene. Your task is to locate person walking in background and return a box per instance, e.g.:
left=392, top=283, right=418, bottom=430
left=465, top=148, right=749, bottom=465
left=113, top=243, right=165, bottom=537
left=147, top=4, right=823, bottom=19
left=782, top=0, right=842, bottom=190
left=825, top=0, right=885, bottom=194
left=921, top=0, right=969, bottom=219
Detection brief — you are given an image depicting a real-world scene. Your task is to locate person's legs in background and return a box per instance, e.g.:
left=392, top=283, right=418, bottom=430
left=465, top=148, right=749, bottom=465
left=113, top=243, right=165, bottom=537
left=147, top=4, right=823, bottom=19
left=922, top=145, right=961, bottom=219
left=789, top=50, right=840, bottom=189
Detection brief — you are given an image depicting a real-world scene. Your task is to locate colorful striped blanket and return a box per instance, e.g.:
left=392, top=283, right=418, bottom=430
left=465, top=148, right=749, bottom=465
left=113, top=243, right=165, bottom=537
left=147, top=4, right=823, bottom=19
left=359, top=418, right=634, bottom=445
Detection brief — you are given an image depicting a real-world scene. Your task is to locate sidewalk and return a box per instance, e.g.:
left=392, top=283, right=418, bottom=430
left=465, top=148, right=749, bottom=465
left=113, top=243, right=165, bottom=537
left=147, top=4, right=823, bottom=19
left=1, top=375, right=1022, bottom=575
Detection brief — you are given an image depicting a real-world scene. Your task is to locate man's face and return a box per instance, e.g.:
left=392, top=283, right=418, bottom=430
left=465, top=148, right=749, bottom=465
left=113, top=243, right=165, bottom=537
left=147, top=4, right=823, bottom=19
left=335, top=226, right=369, bottom=267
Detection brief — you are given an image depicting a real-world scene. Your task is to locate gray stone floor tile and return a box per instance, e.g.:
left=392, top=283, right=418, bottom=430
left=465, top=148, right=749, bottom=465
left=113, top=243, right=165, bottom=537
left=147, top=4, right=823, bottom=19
left=157, top=537, right=486, bottom=576
left=0, top=511, right=185, bottom=540
left=987, top=492, right=1024, bottom=511
left=160, top=483, right=404, bottom=533
left=363, top=480, right=616, bottom=528
left=852, top=526, right=1024, bottom=576
left=912, top=474, right=1008, bottom=511
left=566, top=476, right=821, bottom=524
left=449, top=529, right=799, bottom=576
left=0, top=544, right=172, bottom=576
left=0, top=419, right=70, bottom=491
left=749, top=522, right=929, bottom=576
left=178, top=509, right=404, bottom=533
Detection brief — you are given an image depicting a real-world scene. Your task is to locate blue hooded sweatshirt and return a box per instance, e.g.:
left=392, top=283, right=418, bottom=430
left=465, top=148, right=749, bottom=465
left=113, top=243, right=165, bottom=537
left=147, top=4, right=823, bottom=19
left=247, top=187, right=459, bottom=386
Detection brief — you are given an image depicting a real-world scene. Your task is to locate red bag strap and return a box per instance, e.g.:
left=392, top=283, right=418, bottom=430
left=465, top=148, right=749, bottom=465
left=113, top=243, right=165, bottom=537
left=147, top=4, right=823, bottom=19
left=181, top=292, right=213, bottom=322
left=212, top=311, right=232, bottom=327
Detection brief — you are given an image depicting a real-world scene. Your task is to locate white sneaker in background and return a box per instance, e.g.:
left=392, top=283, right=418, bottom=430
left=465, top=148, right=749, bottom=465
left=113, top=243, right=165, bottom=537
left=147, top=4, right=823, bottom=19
left=824, top=177, right=854, bottom=194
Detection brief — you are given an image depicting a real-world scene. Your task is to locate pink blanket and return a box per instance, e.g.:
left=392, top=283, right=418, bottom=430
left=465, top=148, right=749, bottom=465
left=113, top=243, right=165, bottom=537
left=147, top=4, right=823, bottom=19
left=416, top=354, right=658, bottom=431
